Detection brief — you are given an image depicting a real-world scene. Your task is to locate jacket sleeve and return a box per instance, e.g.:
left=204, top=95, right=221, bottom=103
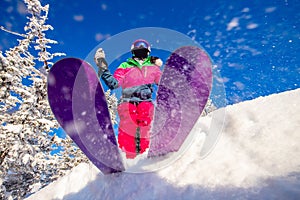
left=101, top=69, right=119, bottom=90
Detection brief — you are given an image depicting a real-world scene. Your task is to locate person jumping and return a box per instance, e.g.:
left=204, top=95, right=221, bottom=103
left=94, top=39, right=162, bottom=159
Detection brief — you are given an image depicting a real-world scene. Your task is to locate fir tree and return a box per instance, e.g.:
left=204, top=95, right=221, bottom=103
left=104, top=89, right=118, bottom=125
left=0, top=1, right=87, bottom=199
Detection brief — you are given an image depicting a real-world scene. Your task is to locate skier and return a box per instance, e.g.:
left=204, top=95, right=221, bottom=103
left=94, top=39, right=163, bottom=159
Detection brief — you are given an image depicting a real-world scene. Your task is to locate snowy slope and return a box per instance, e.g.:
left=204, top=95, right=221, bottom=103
left=26, top=89, right=300, bottom=200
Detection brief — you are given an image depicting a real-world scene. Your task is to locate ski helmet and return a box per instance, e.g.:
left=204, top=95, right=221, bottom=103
left=131, top=39, right=151, bottom=52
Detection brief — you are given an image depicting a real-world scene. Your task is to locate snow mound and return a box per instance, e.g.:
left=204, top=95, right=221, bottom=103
left=27, top=89, right=300, bottom=200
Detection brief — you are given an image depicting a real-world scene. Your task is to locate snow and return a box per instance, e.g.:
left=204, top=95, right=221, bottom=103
left=3, top=124, right=23, bottom=133
left=227, top=17, right=239, bottom=31
left=26, top=89, right=300, bottom=200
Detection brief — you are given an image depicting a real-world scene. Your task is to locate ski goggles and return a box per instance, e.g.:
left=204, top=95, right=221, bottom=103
left=131, top=40, right=151, bottom=52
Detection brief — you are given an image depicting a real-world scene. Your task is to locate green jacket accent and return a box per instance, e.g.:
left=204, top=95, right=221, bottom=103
left=118, top=57, right=153, bottom=69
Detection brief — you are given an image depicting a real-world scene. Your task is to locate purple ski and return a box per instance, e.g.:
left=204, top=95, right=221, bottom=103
left=148, top=46, right=213, bottom=157
left=47, top=58, right=124, bottom=174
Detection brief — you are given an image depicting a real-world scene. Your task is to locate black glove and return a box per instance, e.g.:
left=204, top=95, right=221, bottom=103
left=150, top=56, right=163, bottom=67
left=150, top=56, right=159, bottom=64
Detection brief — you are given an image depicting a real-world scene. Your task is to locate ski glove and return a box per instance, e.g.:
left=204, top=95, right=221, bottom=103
left=94, top=48, right=109, bottom=77
left=150, top=56, right=163, bottom=67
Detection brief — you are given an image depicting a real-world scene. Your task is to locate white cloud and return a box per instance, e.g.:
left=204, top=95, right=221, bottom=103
left=227, top=17, right=239, bottom=31
left=95, top=33, right=104, bottom=41
left=247, top=23, right=259, bottom=30
left=6, top=6, right=13, bottom=13
left=241, top=7, right=250, bottom=13
left=101, top=3, right=107, bottom=11
left=17, top=1, right=27, bottom=15
left=73, top=15, right=84, bottom=22
left=265, top=7, right=277, bottom=13
left=95, top=33, right=110, bottom=42
left=233, top=81, right=245, bottom=90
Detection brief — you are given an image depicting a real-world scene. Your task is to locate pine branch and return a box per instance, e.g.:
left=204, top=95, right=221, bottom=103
left=0, top=26, right=27, bottom=38
left=105, top=89, right=118, bottom=125
left=0, top=148, right=9, bottom=165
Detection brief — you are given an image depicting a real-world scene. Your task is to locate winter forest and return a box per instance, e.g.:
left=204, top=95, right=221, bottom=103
left=0, top=1, right=90, bottom=199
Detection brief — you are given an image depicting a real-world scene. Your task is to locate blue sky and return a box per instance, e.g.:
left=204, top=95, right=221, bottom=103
left=1, top=0, right=299, bottom=105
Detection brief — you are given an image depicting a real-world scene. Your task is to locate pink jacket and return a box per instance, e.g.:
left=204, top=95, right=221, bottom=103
left=101, top=56, right=162, bottom=103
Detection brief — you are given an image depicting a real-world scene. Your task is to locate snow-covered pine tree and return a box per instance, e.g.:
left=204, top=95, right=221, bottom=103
left=104, top=89, right=118, bottom=125
left=201, top=99, right=217, bottom=116
left=0, top=1, right=88, bottom=199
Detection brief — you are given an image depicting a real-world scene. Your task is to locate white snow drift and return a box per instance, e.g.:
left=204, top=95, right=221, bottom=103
left=27, top=88, right=300, bottom=200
